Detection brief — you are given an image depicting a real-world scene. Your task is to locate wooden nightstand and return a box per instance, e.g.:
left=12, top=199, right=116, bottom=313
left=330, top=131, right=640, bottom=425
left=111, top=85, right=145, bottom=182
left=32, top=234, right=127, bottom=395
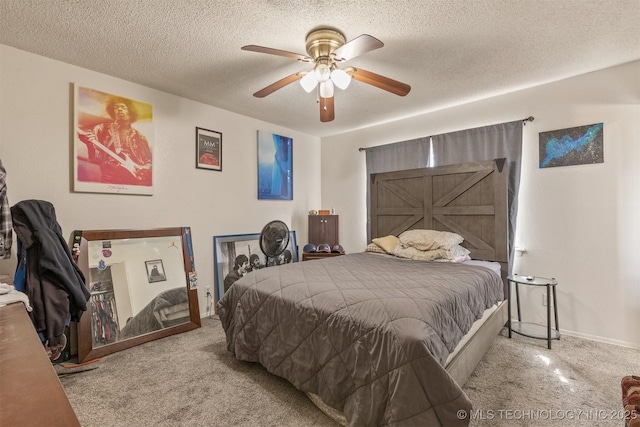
left=302, top=252, right=344, bottom=261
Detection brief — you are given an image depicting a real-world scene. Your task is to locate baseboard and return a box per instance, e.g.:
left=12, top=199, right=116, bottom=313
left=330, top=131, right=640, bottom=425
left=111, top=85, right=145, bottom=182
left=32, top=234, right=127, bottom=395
left=507, top=317, right=640, bottom=350
left=560, top=329, right=640, bottom=350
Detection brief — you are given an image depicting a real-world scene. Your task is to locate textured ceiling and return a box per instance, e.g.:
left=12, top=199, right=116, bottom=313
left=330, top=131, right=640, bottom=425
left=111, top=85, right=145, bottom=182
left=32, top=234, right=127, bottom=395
left=1, top=0, right=639, bottom=138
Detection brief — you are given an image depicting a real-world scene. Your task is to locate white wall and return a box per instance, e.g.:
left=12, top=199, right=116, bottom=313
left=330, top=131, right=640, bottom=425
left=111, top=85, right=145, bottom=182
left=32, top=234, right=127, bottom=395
left=321, top=61, right=640, bottom=348
left=0, top=45, right=322, bottom=317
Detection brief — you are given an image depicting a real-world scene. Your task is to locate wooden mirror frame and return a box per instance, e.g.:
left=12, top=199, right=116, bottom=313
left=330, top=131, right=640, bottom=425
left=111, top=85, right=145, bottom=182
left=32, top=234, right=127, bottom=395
left=75, top=227, right=201, bottom=362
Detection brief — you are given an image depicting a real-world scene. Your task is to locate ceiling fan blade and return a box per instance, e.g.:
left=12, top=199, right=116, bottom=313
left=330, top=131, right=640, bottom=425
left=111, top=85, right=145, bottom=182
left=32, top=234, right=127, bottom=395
left=332, top=34, right=384, bottom=61
left=253, top=73, right=303, bottom=98
left=319, top=97, right=335, bottom=122
left=347, top=68, right=411, bottom=96
left=241, top=45, right=312, bottom=62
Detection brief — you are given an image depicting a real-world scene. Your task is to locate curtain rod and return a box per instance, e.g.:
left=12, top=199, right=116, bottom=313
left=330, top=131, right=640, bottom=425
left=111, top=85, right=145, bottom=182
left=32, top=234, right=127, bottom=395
left=358, top=116, right=535, bottom=151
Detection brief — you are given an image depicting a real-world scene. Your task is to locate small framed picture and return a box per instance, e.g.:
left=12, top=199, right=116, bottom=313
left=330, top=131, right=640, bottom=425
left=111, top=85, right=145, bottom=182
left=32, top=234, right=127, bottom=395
left=145, top=259, right=167, bottom=283
left=196, top=127, right=222, bottom=171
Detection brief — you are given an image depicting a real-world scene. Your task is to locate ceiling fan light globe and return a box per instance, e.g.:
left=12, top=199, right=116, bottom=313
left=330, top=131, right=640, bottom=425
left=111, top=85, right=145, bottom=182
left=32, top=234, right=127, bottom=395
left=300, top=72, right=318, bottom=93
left=331, top=68, right=351, bottom=90
left=319, top=80, right=334, bottom=98
left=314, top=63, right=331, bottom=82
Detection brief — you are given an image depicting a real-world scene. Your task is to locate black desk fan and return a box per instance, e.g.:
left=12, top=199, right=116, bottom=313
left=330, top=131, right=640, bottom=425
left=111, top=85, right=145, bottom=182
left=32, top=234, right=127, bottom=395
left=259, top=220, right=290, bottom=265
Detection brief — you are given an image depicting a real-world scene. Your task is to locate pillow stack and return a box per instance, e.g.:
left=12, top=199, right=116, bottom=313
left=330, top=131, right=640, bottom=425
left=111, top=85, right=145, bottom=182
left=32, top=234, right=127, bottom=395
left=366, top=229, right=470, bottom=262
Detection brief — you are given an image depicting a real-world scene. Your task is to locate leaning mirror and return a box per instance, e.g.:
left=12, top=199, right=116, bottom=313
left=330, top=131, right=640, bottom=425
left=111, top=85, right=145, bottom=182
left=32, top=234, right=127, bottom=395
left=74, top=227, right=200, bottom=362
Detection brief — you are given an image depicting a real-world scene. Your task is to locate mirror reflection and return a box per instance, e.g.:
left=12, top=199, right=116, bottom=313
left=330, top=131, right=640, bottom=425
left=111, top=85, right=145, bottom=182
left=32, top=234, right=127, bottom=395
left=86, top=235, right=190, bottom=346
left=75, top=228, right=200, bottom=362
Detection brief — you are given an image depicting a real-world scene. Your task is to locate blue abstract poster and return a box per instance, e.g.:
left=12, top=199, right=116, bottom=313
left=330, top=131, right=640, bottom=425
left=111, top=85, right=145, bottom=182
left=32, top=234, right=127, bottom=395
left=257, top=130, right=293, bottom=200
left=539, top=123, right=603, bottom=168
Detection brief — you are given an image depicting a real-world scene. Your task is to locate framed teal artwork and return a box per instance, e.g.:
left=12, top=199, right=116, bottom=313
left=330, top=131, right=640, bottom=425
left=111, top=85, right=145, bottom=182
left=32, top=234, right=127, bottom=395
left=539, top=123, right=603, bottom=168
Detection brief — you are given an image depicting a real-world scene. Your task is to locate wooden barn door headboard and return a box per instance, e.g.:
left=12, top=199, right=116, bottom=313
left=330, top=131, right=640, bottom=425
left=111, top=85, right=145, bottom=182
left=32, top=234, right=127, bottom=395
left=370, top=158, right=509, bottom=279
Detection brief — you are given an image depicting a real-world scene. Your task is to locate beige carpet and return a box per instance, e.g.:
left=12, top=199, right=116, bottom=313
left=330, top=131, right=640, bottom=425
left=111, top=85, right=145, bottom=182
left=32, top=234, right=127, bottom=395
left=464, top=330, right=638, bottom=426
left=59, top=317, right=638, bottom=426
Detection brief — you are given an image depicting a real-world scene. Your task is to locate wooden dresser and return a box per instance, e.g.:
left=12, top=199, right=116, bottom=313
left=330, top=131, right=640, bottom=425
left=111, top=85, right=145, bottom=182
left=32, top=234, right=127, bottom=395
left=0, top=302, right=80, bottom=427
left=308, top=214, right=339, bottom=247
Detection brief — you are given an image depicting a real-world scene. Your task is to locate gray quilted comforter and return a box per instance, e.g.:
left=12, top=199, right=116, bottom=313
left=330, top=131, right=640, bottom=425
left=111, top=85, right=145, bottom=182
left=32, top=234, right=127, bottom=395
left=218, top=252, right=504, bottom=426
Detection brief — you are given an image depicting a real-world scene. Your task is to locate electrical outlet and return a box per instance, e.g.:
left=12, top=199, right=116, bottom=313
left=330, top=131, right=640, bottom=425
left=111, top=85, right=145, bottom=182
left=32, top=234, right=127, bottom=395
left=542, top=293, right=547, bottom=306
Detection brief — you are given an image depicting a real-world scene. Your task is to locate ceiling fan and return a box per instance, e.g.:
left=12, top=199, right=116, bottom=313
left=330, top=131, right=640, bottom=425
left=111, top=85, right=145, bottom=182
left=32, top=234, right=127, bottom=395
left=242, top=27, right=411, bottom=123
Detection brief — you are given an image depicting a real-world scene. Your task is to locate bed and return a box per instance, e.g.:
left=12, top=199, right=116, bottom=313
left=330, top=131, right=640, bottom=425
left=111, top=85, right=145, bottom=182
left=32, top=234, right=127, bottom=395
left=120, top=287, right=190, bottom=339
left=218, top=158, right=509, bottom=426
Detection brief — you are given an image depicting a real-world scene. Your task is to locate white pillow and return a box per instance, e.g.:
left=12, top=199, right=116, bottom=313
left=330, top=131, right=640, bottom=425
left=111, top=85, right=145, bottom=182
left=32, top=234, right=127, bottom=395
left=394, top=243, right=470, bottom=262
left=393, top=245, right=449, bottom=261
left=398, top=229, right=464, bottom=251
left=449, top=244, right=470, bottom=259
left=443, top=244, right=471, bottom=262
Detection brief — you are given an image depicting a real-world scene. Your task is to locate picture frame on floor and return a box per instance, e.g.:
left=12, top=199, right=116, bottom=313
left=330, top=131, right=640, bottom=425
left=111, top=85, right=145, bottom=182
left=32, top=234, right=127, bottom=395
left=213, top=231, right=298, bottom=302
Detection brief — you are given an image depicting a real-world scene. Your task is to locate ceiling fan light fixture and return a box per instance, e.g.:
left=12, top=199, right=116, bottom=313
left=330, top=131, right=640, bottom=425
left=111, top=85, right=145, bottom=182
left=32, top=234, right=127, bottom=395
left=331, top=68, right=351, bottom=90
left=300, top=71, right=318, bottom=93
left=319, top=80, right=334, bottom=98
left=314, top=62, right=331, bottom=82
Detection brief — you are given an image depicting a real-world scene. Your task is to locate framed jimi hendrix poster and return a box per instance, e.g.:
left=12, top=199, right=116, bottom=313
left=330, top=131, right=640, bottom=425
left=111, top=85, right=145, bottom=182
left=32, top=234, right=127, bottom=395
left=74, top=84, right=154, bottom=195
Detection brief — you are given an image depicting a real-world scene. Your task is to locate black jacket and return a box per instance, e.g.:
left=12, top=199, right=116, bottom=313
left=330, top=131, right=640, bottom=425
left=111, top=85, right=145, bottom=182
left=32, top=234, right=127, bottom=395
left=11, top=200, right=90, bottom=346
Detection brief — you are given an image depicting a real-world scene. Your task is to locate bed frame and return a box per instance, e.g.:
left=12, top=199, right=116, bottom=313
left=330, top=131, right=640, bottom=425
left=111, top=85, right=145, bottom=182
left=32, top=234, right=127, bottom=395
left=370, top=158, right=509, bottom=386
